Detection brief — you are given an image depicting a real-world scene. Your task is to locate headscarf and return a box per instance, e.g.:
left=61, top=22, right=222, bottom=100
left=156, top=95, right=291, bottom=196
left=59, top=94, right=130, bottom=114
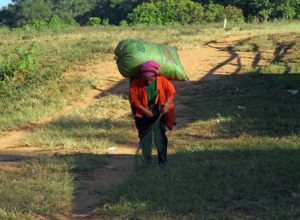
left=140, top=60, right=160, bottom=79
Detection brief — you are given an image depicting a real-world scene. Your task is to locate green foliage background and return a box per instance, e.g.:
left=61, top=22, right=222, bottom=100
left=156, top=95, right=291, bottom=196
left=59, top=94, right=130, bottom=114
left=0, top=0, right=299, bottom=27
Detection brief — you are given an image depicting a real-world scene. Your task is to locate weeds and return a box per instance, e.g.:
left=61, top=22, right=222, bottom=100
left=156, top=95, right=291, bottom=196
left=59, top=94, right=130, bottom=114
left=0, top=42, right=37, bottom=83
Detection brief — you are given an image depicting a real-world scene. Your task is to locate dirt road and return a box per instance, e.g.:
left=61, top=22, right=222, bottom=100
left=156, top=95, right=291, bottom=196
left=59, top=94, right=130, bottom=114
left=0, top=34, right=269, bottom=218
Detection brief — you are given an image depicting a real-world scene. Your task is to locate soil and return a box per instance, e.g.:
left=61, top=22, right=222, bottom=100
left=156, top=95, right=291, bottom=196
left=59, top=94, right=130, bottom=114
left=0, top=34, right=270, bottom=219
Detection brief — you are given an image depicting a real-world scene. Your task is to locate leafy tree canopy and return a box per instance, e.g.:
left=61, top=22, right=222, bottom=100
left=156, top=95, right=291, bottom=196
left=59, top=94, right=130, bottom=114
left=0, top=0, right=299, bottom=27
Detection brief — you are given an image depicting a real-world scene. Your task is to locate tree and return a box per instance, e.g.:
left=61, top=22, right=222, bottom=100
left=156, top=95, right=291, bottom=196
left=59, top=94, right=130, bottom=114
left=52, top=0, right=97, bottom=23
left=88, top=0, right=148, bottom=25
left=10, top=0, right=53, bottom=26
left=274, top=0, right=297, bottom=19
left=127, top=3, right=162, bottom=24
left=0, top=0, right=299, bottom=27
left=195, top=0, right=300, bottom=19
left=204, top=3, right=224, bottom=22
left=0, top=4, right=18, bottom=27
left=174, top=0, right=205, bottom=24
left=0, top=0, right=99, bottom=27
left=222, top=5, right=244, bottom=22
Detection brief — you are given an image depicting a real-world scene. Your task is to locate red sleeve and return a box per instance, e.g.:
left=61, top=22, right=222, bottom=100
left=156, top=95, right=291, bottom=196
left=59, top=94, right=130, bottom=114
left=129, top=82, right=142, bottom=109
left=163, top=78, right=175, bottom=100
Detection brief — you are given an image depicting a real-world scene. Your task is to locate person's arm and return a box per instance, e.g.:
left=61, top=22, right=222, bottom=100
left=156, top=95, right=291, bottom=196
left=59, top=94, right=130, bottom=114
left=129, top=82, right=154, bottom=118
left=138, top=105, right=154, bottom=118
left=161, top=78, right=175, bottom=114
left=162, top=97, right=172, bottom=114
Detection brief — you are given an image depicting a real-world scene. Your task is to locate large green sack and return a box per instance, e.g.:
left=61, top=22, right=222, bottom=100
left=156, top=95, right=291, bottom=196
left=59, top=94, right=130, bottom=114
left=114, top=39, right=188, bottom=81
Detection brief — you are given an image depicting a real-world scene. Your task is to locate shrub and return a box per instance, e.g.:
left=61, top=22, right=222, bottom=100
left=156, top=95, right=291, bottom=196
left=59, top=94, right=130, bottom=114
left=87, top=17, right=101, bottom=26
left=0, top=42, right=38, bottom=84
left=48, top=15, right=68, bottom=29
left=101, top=18, right=110, bottom=26
left=204, top=3, right=225, bottom=23
left=171, top=0, right=204, bottom=24
left=31, top=19, right=48, bottom=30
left=275, top=3, right=297, bottom=19
left=127, top=0, right=205, bottom=25
left=258, top=9, right=273, bottom=22
left=222, top=5, right=245, bottom=23
left=119, top=20, right=128, bottom=26
left=127, top=3, right=162, bottom=25
left=22, top=15, right=74, bottom=30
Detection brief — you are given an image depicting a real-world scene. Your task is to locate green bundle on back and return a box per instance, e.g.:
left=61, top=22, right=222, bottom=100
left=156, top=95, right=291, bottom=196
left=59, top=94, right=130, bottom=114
left=114, top=39, right=188, bottom=81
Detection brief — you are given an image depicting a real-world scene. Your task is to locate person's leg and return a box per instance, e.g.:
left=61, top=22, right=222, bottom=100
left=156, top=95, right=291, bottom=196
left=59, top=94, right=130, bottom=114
left=135, top=117, right=153, bottom=163
left=154, top=119, right=168, bottom=166
left=140, top=131, right=153, bottom=163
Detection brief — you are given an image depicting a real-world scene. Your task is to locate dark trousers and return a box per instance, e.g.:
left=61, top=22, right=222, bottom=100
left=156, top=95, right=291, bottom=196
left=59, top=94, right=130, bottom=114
left=135, top=115, right=168, bottom=165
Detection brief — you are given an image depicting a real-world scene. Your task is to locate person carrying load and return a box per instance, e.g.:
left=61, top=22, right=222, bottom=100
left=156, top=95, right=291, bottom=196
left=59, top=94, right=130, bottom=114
left=129, top=60, right=176, bottom=168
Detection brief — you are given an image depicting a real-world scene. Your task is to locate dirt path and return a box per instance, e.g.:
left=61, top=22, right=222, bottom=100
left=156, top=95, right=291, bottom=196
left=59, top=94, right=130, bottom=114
left=0, top=61, right=126, bottom=152
left=0, top=34, right=270, bottom=218
left=0, top=34, right=262, bottom=152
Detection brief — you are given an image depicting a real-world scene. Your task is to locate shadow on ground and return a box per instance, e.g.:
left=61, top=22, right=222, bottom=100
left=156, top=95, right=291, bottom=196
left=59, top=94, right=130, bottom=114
left=97, top=147, right=300, bottom=219
left=173, top=73, right=300, bottom=138
left=0, top=154, right=32, bottom=162
left=66, top=153, right=135, bottom=215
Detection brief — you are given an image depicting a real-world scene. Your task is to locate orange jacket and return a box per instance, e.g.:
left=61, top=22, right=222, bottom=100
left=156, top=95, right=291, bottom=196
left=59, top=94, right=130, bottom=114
left=129, top=76, right=176, bottom=130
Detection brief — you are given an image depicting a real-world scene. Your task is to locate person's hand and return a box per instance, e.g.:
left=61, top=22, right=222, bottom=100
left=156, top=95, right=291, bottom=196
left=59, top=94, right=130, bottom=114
left=144, top=109, right=154, bottom=118
left=161, top=103, right=169, bottom=114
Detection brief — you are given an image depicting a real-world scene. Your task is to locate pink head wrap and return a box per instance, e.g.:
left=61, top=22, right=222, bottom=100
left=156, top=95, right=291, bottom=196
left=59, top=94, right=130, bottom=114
left=140, top=61, right=160, bottom=79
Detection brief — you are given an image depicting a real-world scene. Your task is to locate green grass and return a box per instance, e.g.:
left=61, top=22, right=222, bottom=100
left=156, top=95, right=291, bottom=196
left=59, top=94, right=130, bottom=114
left=0, top=156, right=73, bottom=219
left=0, top=153, right=106, bottom=219
left=25, top=93, right=136, bottom=150
left=0, top=76, right=93, bottom=131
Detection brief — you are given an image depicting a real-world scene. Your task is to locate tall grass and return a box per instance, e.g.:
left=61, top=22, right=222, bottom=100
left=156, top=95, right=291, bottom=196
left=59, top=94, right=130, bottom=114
left=0, top=153, right=106, bottom=219
left=0, top=156, right=74, bottom=219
